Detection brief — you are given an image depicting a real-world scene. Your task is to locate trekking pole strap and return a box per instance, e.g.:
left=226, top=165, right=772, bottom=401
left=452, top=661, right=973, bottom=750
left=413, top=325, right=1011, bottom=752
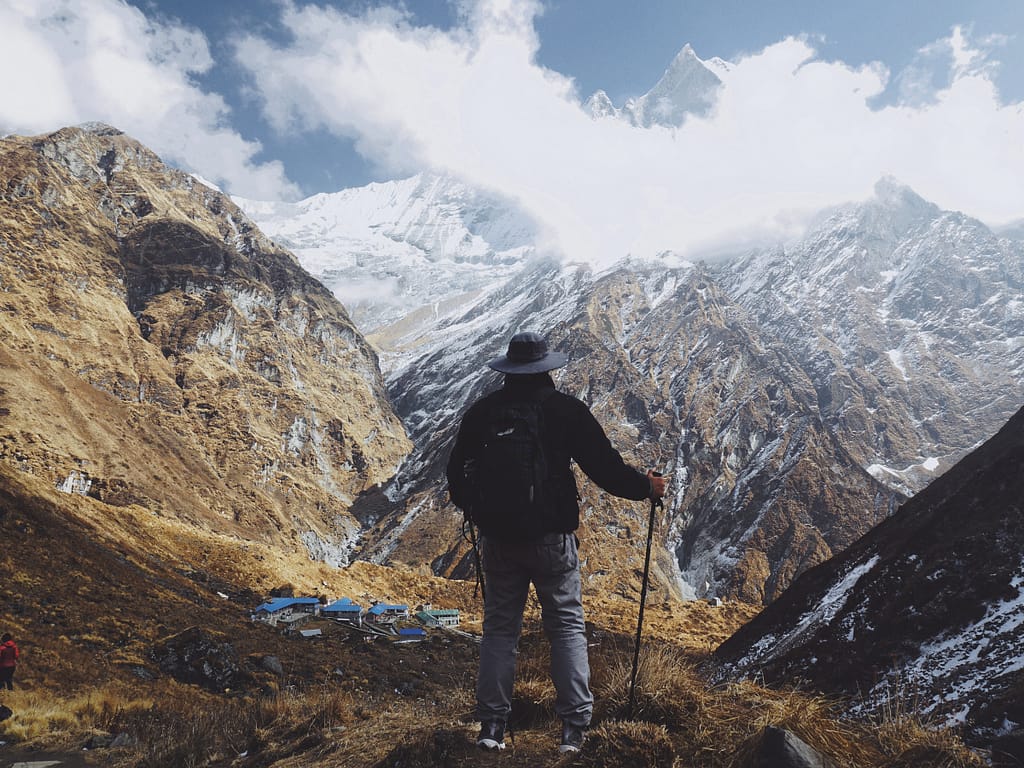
left=468, top=518, right=486, bottom=602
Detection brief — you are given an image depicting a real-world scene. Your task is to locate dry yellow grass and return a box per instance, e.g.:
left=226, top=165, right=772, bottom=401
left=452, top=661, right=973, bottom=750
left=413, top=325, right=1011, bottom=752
left=0, top=631, right=986, bottom=768
left=0, top=466, right=985, bottom=768
left=0, top=684, right=152, bottom=746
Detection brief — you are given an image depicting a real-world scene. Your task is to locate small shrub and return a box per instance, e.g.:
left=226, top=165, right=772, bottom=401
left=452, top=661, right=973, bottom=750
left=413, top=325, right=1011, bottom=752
left=866, top=680, right=985, bottom=767
left=127, top=706, right=222, bottom=768
left=593, top=641, right=704, bottom=729
left=574, top=720, right=676, bottom=768
left=371, top=728, right=475, bottom=768
left=0, top=685, right=150, bottom=745
left=510, top=673, right=556, bottom=729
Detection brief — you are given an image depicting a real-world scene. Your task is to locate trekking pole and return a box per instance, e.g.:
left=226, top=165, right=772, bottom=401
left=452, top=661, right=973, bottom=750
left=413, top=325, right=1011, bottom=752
left=468, top=518, right=486, bottom=602
left=628, top=472, right=663, bottom=719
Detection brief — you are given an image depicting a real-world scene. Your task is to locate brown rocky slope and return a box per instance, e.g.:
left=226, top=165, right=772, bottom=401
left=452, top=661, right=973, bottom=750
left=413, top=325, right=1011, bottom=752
left=0, top=124, right=410, bottom=565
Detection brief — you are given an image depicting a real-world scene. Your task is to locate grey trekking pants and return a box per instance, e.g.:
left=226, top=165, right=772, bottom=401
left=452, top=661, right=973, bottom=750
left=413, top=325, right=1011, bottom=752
left=476, top=531, right=593, bottom=727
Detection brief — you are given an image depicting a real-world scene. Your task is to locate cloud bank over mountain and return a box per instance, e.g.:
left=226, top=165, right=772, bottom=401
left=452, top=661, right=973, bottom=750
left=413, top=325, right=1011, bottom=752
left=233, top=5, right=1021, bottom=263
left=2, top=0, right=1021, bottom=266
left=0, top=0, right=299, bottom=201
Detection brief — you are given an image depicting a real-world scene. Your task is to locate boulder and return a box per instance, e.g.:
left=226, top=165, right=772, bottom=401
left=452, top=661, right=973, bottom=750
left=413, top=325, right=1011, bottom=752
left=754, top=726, right=836, bottom=768
left=259, top=654, right=284, bottom=677
left=150, top=626, right=249, bottom=692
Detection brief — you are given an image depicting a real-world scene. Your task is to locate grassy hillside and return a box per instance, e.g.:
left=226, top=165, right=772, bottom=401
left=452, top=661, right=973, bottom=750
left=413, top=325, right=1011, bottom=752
left=0, top=467, right=983, bottom=767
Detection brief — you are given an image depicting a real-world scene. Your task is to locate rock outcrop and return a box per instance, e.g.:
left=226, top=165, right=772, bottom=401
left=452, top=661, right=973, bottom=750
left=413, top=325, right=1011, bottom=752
left=150, top=626, right=247, bottom=692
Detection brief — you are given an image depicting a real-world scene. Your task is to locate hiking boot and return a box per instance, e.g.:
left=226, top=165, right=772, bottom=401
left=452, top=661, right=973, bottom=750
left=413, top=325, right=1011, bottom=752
left=477, top=720, right=506, bottom=751
left=559, top=721, right=587, bottom=753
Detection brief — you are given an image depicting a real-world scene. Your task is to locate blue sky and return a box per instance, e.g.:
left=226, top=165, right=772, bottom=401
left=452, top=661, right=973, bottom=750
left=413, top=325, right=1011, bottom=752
left=119, top=0, right=1024, bottom=193
left=2, top=0, right=1022, bottom=261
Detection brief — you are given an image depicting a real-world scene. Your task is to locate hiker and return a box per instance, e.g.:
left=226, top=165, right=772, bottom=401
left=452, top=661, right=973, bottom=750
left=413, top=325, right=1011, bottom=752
left=446, top=331, right=667, bottom=754
left=0, top=633, right=19, bottom=690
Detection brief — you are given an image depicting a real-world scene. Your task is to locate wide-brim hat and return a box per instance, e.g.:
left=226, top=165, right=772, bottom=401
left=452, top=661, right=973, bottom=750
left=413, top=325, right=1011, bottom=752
left=487, top=332, right=569, bottom=374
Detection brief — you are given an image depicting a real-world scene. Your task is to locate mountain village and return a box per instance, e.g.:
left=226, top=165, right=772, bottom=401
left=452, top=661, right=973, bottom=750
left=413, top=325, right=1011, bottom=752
left=250, top=595, right=461, bottom=641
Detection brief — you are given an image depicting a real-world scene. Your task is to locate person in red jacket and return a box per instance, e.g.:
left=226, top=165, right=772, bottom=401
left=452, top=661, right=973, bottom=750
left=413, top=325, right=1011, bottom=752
left=0, top=633, right=19, bottom=690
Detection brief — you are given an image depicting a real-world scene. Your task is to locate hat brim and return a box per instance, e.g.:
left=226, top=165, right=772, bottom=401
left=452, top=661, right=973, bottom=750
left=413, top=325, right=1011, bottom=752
left=486, top=351, right=569, bottom=374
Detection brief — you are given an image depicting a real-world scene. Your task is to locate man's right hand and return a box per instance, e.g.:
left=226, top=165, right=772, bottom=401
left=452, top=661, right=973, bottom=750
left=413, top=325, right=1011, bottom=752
left=647, top=470, right=667, bottom=499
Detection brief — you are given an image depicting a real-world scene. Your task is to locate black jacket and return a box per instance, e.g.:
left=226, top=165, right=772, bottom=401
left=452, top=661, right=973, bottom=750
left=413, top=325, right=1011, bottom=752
left=446, top=373, right=653, bottom=535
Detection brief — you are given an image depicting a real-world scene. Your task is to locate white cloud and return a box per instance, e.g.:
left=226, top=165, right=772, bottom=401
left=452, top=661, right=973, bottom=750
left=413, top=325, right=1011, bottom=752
left=2, top=0, right=1020, bottom=262
left=894, top=26, right=1008, bottom=106
left=234, top=1, right=1024, bottom=265
left=0, top=0, right=299, bottom=200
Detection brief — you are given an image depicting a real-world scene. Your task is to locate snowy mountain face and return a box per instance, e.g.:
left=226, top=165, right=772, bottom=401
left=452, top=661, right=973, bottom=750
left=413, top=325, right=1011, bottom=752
left=287, top=173, right=1019, bottom=607
left=716, top=179, right=1024, bottom=494
left=344, top=254, right=905, bottom=605
left=714, top=404, right=1024, bottom=747
left=584, top=44, right=725, bottom=127
left=236, top=41, right=723, bottom=336
left=235, top=174, right=538, bottom=332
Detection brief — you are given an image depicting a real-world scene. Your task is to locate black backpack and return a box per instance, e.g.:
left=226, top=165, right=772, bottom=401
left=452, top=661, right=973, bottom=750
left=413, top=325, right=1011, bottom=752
left=469, top=389, right=555, bottom=541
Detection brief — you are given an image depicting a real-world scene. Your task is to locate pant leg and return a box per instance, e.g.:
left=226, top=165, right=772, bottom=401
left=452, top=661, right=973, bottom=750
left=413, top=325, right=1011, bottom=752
left=476, top=536, right=531, bottom=724
left=0, top=668, right=12, bottom=690
left=530, top=533, right=593, bottom=727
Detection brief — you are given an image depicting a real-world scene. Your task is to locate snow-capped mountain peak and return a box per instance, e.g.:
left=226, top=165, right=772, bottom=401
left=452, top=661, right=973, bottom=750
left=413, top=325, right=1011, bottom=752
left=235, top=173, right=540, bottom=331
left=585, top=43, right=723, bottom=127
left=583, top=89, right=618, bottom=119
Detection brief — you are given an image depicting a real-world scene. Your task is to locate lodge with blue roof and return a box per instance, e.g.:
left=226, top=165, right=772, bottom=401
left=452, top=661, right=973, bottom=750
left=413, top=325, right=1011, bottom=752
left=252, top=597, right=322, bottom=627
left=397, top=627, right=427, bottom=641
left=416, top=607, right=460, bottom=628
left=365, top=602, right=409, bottom=625
left=322, top=597, right=363, bottom=626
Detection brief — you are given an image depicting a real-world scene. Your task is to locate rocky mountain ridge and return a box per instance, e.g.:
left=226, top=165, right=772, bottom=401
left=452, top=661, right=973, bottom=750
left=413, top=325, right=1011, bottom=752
left=718, top=179, right=1024, bottom=493
left=354, top=256, right=906, bottom=605
left=0, top=124, right=410, bottom=568
left=714, top=403, right=1024, bottom=745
